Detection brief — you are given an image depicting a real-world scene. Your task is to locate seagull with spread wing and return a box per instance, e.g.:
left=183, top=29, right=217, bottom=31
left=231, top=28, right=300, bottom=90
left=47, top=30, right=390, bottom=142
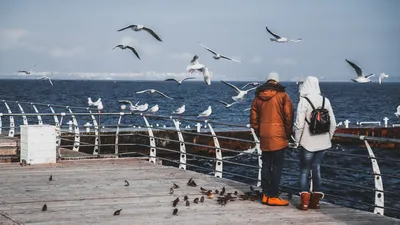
left=117, top=24, right=162, bottom=42
left=266, top=26, right=302, bottom=43
left=186, top=55, right=211, bottom=85
left=17, top=64, right=36, bottom=75
left=88, top=97, right=102, bottom=107
left=241, top=82, right=260, bottom=89
left=136, top=89, right=173, bottom=99
left=213, top=100, right=237, bottom=108
left=119, top=100, right=140, bottom=111
left=199, top=42, right=242, bottom=62
left=345, top=59, right=374, bottom=83
left=165, top=77, right=196, bottom=85
left=112, top=45, right=140, bottom=59
left=220, top=80, right=258, bottom=102
left=134, top=103, right=149, bottom=112
left=38, top=75, right=53, bottom=86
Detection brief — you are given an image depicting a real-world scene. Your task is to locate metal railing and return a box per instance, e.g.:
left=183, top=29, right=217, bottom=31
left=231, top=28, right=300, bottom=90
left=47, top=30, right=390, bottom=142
left=0, top=100, right=399, bottom=218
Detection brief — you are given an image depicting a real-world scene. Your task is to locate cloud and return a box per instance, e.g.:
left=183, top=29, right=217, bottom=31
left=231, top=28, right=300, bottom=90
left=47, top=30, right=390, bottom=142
left=0, top=28, right=30, bottom=50
left=48, top=46, right=85, bottom=58
left=19, top=44, right=85, bottom=59
left=168, top=52, right=193, bottom=61
left=1, top=71, right=197, bottom=80
left=272, top=58, right=298, bottom=66
left=0, top=27, right=85, bottom=58
left=118, top=36, right=162, bottom=56
left=249, top=56, right=262, bottom=64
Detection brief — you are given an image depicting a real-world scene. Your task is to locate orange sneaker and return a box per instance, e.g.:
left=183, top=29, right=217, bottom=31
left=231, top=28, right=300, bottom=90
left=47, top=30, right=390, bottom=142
left=267, top=197, right=289, bottom=206
left=261, top=195, right=268, bottom=204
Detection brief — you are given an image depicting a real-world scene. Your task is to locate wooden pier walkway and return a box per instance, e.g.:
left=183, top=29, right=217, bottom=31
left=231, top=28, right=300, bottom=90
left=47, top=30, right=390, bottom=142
left=0, top=158, right=399, bottom=225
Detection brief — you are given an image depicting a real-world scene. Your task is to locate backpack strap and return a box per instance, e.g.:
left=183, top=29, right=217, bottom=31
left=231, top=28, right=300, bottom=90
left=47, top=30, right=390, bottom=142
left=303, top=97, right=315, bottom=110
left=321, top=96, right=325, bottom=109
left=303, top=97, right=314, bottom=125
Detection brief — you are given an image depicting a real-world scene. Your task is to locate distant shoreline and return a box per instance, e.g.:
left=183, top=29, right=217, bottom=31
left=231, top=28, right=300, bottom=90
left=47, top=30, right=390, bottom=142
left=0, top=78, right=399, bottom=83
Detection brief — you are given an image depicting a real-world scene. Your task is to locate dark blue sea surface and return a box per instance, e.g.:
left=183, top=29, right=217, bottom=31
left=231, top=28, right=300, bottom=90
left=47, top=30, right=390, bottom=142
left=0, top=80, right=399, bottom=127
left=0, top=79, right=400, bottom=218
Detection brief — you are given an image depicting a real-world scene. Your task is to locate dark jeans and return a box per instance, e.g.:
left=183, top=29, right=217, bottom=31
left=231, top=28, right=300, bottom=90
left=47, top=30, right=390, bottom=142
left=261, top=148, right=286, bottom=197
left=299, top=148, right=326, bottom=192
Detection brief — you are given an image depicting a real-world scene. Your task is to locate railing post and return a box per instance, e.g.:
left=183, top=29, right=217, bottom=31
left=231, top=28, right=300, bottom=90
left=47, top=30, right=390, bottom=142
left=143, top=115, right=156, bottom=163
left=48, top=106, right=60, bottom=126
left=88, top=110, right=99, bottom=155
left=31, top=104, right=43, bottom=125
left=56, top=112, right=66, bottom=158
left=49, top=106, right=61, bottom=149
left=58, top=112, right=65, bottom=150
left=363, top=138, right=384, bottom=215
left=3, top=101, right=15, bottom=137
left=173, top=118, right=186, bottom=170
left=0, top=113, right=2, bottom=135
left=67, top=107, right=80, bottom=152
left=17, top=102, right=28, bottom=125
left=207, top=122, right=222, bottom=178
left=250, top=127, right=262, bottom=187
left=115, top=112, right=124, bottom=156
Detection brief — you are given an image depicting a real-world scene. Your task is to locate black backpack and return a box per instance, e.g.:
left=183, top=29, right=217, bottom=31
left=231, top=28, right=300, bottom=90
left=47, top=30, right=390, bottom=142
left=304, top=96, right=331, bottom=135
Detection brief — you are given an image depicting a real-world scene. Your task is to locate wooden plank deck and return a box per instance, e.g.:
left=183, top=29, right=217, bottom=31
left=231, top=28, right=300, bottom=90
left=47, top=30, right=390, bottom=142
left=0, top=158, right=399, bottom=225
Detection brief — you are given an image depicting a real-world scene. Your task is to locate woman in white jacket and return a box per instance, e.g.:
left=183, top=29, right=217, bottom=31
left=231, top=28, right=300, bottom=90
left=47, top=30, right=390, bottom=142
left=294, top=76, right=336, bottom=211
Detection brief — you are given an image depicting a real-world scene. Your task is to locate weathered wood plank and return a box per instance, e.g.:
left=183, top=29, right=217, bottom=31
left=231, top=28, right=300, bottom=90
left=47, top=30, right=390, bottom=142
left=0, top=159, right=399, bottom=225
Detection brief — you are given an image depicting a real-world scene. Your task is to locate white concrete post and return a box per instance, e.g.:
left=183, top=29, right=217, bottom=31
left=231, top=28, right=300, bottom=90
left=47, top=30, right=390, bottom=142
left=84, top=122, right=92, bottom=132
left=344, top=120, right=350, bottom=128
left=67, top=120, right=73, bottom=132
left=383, top=117, right=389, bottom=128
left=196, top=123, right=202, bottom=133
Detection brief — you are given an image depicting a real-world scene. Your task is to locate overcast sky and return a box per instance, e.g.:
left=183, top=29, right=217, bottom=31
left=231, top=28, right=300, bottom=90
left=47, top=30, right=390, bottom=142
left=0, top=0, right=399, bottom=82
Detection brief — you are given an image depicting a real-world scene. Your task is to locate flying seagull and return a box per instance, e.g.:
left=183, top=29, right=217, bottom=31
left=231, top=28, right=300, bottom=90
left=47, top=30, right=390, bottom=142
left=378, top=73, right=389, bottom=84
left=119, top=100, right=140, bottom=111
left=221, top=80, right=258, bottom=102
left=38, top=75, right=53, bottom=86
left=395, top=105, right=400, bottom=117
left=136, top=89, right=173, bottom=99
left=213, top=100, right=237, bottom=108
left=88, top=97, right=102, bottom=107
left=345, top=59, right=375, bottom=83
left=117, top=24, right=162, bottom=42
left=165, top=77, right=196, bottom=85
left=186, top=55, right=211, bottom=85
left=172, top=105, right=185, bottom=115
left=17, top=64, right=36, bottom=75
left=241, top=82, right=260, bottom=89
left=112, top=45, right=140, bottom=59
left=198, top=106, right=212, bottom=118
left=199, top=42, right=242, bottom=62
left=266, top=26, right=302, bottom=43
left=190, top=55, right=199, bottom=64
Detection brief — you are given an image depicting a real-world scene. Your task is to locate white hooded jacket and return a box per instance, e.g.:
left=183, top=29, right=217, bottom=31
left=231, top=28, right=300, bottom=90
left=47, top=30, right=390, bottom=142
left=294, top=76, right=336, bottom=151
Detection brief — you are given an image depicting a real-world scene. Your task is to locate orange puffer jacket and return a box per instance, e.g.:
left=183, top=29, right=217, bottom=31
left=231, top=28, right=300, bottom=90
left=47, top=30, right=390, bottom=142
left=250, top=82, right=294, bottom=151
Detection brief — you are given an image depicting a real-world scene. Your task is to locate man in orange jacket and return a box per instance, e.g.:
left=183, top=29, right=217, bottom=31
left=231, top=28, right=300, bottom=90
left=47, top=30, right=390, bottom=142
left=250, top=73, right=294, bottom=206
